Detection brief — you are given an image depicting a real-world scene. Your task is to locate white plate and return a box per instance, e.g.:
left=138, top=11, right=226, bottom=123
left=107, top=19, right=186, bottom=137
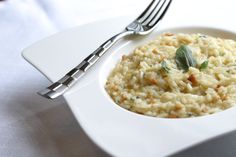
left=22, top=16, right=236, bottom=157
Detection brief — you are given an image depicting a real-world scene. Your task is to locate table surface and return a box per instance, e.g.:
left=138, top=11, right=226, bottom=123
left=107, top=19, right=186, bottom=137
left=0, top=0, right=236, bottom=157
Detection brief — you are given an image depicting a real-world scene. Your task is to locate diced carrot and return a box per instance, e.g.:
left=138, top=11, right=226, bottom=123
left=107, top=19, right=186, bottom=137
left=188, top=74, right=198, bottom=86
left=149, top=79, right=158, bottom=85
left=152, top=49, right=158, bottom=54
left=174, top=104, right=182, bottom=111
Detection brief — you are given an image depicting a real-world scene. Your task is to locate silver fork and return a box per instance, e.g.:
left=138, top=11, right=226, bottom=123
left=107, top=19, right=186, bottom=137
left=39, top=0, right=172, bottom=99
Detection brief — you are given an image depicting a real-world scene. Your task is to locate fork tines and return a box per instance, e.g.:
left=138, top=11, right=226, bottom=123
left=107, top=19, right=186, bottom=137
left=137, top=0, right=172, bottom=27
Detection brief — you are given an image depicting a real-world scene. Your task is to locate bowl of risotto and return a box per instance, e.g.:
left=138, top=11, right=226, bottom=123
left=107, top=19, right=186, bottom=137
left=22, top=16, right=236, bottom=156
left=105, top=32, right=236, bottom=118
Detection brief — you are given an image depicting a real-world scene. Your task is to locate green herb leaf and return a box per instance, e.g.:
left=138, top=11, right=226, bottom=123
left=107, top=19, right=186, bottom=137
left=161, top=60, right=170, bottom=73
left=199, top=60, right=208, bottom=71
left=175, top=45, right=197, bottom=72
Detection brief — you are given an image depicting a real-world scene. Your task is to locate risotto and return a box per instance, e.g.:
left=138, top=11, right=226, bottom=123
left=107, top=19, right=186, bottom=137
left=105, top=33, right=236, bottom=118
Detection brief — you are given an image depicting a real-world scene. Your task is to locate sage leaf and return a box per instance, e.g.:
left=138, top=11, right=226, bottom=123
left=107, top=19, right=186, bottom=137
left=161, top=60, right=170, bottom=73
left=199, top=60, right=208, bottom=71
left=175, top=45, right=197, bottom=72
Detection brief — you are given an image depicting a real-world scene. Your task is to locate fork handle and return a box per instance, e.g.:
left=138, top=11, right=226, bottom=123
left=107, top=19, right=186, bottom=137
left=38, top=30, right=133, bottom=99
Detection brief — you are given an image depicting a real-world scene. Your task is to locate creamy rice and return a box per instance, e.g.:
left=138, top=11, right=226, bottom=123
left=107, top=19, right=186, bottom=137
left=105, top=33, right=236, bottom=118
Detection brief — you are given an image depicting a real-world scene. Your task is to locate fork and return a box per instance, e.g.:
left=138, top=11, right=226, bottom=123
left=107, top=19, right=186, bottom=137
left=39, top=0, right=172, bottom=99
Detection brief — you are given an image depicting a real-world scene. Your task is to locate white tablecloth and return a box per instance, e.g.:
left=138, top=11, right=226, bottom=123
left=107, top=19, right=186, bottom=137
left=0, top=0, right=236, bottom=157
left=0, top=0, right=148, bottom=156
